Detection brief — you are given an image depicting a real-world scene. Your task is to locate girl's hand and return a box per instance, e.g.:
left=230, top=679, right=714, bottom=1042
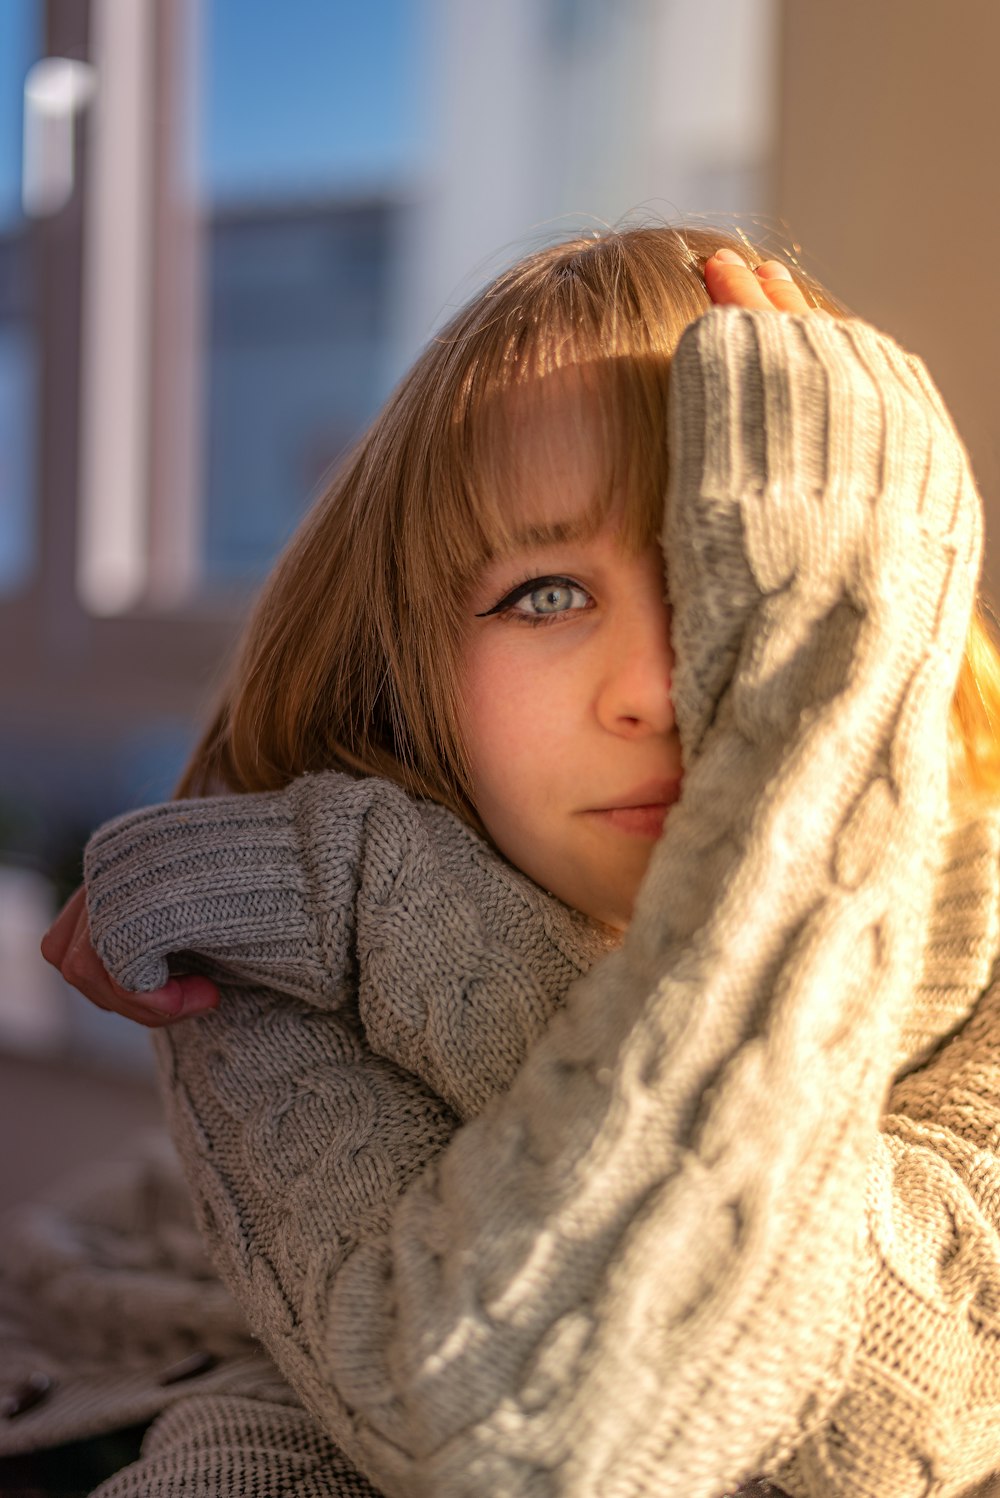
left=40, top=886, right=219, bottom=1027
left=704, top=247, right=818, bottom=315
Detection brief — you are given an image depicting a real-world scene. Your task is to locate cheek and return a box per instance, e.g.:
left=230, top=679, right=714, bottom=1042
left=462, top=645, right=524, bottom=795
left=460, top=639, right=569, bottom=815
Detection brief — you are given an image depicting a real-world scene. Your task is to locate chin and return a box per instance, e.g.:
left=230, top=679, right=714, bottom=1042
left=571, top=884, right=636, bottom=932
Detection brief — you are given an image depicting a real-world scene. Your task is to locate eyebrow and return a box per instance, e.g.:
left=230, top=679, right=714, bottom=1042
left=506, top=518, right=595, bottom=550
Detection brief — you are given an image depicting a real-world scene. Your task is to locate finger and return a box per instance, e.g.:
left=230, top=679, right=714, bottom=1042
left=75, top=963, right=219, bottom=1024
left=109, top=977, right=222, bottom=1029
left=59, top=901, right=136, bottom=1006
left=40, top=886, right=88, bottom=969
left=64, top=971, right=220, bottom=1028
left=753, top=260, right=816, bottom=315
left=148, top=975, right=220, bottom=1021
left=46, top=887, right=221, bottom=1023
left=41, top=887, right=120, bottom=1008
left=703, top=248, right=774, bottom=310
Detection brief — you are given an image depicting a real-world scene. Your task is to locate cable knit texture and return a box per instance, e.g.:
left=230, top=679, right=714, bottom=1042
left=6, top=309, right=1000, bottom=1497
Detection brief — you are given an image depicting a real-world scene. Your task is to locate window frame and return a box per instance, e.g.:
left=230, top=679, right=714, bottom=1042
left=1, top=0, right=243, bottom=747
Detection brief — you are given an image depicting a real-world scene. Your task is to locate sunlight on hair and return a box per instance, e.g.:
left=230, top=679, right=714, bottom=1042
left=175, top=222, right=1000, bottom=826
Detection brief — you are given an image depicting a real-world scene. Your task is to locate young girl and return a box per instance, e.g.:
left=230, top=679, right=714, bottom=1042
left=21, top=227, right=1000, bottom=1498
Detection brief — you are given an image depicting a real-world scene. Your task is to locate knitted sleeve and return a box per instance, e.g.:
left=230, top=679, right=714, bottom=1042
left=85, top=309, right=991, bottom=1498
left=84, top=773, right=607, bottom=1121
left=775, top=964, right=1000, bottom=1495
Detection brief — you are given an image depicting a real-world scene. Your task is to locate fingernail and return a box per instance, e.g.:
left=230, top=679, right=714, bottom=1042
left=755, top=260, right=793, bottom=282
left=138, top=980, right=185, bottom=1016
left=712, top=247, right=745, bottom=265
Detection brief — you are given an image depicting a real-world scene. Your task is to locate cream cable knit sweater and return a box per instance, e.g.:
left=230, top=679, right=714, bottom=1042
left=50, top=310, right=1000, bottom=1495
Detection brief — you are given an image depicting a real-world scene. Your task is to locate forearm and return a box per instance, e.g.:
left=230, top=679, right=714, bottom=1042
left=85, top=773, right=410, bottom=1003
left=86, top=776, right=606, bottom=1120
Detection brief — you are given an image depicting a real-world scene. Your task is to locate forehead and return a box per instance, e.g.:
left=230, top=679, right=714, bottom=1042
left=459, top=350, right=664, bottom=567
left=487, top=368, right=609, bottom=538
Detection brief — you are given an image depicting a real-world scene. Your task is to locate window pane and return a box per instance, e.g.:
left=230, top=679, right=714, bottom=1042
left=202, top=200, right=397, bottom=580
left=197, top=0, right=424, bottom=583
left=0, top=0, right=40, bottom=228
left=0, top=0, right=41, bottom=594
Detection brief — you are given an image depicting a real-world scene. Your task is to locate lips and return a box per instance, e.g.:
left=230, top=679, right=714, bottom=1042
left=594, top=779, right=682, bottom=813
left=582, top=779, right=682, bottom=838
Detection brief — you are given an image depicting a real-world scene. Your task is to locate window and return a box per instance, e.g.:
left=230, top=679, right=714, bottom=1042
left=0, top=0, right=42, bottom=596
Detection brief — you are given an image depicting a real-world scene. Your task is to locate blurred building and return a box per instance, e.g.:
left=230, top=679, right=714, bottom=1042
left=202, top=196, right=398, bottom=581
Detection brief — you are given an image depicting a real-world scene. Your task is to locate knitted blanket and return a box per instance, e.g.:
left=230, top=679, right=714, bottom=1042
left=13, top=308, right=1000, bottom=1497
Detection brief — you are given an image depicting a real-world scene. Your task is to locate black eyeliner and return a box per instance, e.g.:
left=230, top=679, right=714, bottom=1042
left=475, top=574, right=580, bottom=618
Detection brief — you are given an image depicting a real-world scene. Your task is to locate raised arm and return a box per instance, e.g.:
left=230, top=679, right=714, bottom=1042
left=84, top=306, right=990, bottom=1497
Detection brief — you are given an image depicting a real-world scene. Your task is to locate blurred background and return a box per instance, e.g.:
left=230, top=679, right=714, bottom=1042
left=1, top=0, right=999, bottom=1206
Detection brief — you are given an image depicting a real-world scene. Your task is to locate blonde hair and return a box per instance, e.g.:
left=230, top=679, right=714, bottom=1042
left=178, top=224, right=1000, bottom=815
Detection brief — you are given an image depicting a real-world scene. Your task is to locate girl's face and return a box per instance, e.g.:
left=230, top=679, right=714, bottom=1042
left=461, top=377, right=681, bottom=930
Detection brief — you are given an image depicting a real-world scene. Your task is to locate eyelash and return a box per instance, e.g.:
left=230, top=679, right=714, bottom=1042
left=476, top=574, right=594, bottom=627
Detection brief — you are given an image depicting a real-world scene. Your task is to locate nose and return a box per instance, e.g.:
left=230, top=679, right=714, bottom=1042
left=595, top=589, right=675, bottom=738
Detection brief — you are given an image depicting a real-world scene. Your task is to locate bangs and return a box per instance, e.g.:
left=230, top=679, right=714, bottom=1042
left=403, top=230, right=721, bottom=592
left=456, top=335, right=670, bottom=565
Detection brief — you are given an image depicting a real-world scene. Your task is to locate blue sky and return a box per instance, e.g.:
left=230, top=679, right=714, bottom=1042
left=0, top=0, right=38, bottom=226
left=0, top=0, right=426, bottom=223
left=201, top=0, right=426, bottom=199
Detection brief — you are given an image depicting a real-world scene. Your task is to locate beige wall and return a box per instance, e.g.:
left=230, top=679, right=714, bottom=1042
left=776, top=0, right=1000, bottom=600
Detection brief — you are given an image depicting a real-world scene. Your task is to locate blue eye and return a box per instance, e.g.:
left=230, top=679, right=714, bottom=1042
left=522, top=582, right=584, bottom=615
left=476, top=575, right=592, bottom=623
